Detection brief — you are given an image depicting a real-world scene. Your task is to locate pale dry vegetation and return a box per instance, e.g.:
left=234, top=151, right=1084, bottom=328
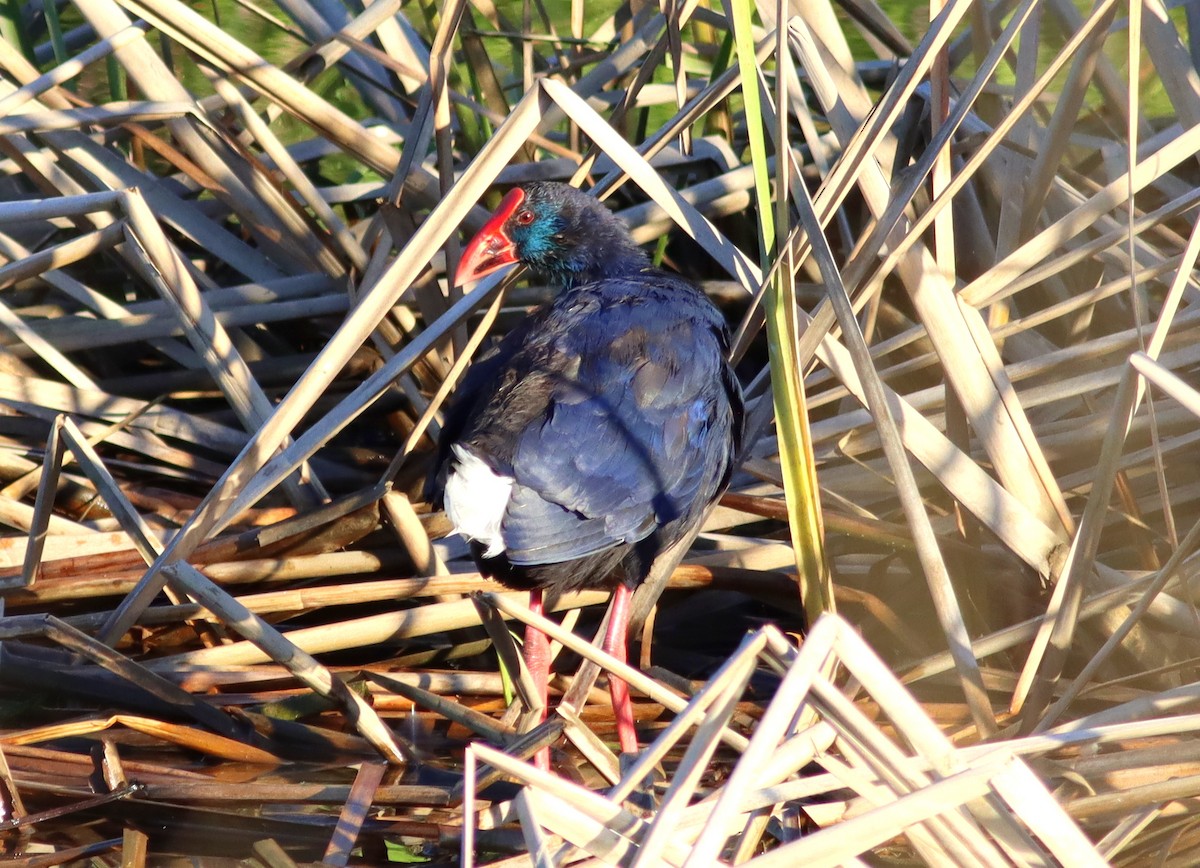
left=0, top=0, right=1197, bottom=863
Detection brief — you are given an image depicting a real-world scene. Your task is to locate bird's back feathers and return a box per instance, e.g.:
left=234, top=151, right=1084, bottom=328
left=435, top=269, right=742, bottom=594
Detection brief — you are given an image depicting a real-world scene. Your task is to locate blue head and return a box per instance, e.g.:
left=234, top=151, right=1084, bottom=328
left=456, top=182, right=650, bottom=288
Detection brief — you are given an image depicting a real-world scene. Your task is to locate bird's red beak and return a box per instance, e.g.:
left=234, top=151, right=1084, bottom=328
left=455, top=188, right=526, bottom=285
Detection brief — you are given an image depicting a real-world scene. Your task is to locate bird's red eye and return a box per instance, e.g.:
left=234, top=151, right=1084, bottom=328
left=515, top=210, right=535, bottom=225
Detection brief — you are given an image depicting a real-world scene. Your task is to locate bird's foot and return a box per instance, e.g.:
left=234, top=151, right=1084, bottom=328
left=617, top=754, right=664, bottom=816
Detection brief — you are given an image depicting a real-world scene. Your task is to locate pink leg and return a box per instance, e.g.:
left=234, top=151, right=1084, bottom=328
left=603, top=584, right=638, bottom=755
left=525, top=590, right=551, bottom=770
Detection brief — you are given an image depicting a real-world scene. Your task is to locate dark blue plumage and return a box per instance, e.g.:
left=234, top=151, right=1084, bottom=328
left=433, top=183, right=743, bottom=597
left=430, top=182, right=742, bottom=760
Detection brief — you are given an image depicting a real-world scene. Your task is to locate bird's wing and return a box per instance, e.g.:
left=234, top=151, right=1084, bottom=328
left=426, top=307, right=551, bottom=503
left=500, top=287, right=735, bottom=566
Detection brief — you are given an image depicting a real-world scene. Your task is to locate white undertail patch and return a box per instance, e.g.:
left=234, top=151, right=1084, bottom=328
left=444, top=444, right=513, bottom=558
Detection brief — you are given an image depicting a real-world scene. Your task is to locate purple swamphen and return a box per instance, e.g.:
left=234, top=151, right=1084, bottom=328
left=431, top=182, right=743, bottom=763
